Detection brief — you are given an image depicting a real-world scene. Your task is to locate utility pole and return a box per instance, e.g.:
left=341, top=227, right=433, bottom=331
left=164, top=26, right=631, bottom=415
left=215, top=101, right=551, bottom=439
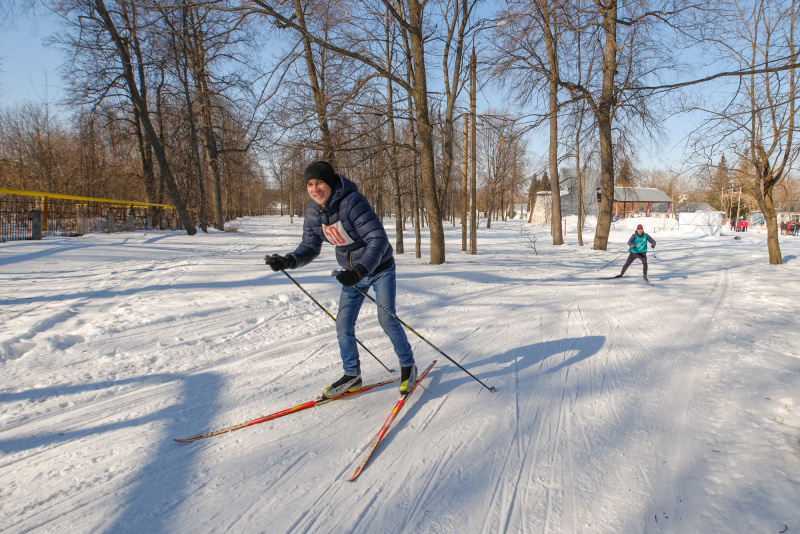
left=462, top=117, right=468, bottom=251
left=469, top=49, right=477, bottom=255
left=735, top=186, right=742, bottom=225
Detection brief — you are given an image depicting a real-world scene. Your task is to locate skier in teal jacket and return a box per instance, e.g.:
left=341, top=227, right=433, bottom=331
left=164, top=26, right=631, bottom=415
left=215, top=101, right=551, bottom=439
left=615, top=224, right=656, bottom=280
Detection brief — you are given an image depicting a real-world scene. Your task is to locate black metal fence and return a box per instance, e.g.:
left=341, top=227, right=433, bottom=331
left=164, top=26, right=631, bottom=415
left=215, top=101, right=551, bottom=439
left=1, top=191, right=179, bottom=243
left=0, top=195, right=35, bottom=241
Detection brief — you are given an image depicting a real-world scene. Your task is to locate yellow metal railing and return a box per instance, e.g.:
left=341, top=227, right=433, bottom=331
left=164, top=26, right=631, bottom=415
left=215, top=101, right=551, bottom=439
left=1, top=188, right=180, bottom=242
left=0, top=188, right=175, bottom=209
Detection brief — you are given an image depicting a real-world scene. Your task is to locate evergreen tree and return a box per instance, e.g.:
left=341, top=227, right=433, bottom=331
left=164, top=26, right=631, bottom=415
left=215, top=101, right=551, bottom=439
left=527, top=173, right=538, bottom=213
left=713, top=155, right=731, bottom=211
left=541, top=171, right=551, bottom=192
left=617, top=158, right=636, bottom=187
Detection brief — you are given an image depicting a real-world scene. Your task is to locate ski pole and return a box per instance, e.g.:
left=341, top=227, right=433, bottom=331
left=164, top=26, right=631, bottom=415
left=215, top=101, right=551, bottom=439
left=331, top=270, right=496, bottom=393
left=280, top=270, right=396, bottom=374
left=597, top=251, right=627, bottom=271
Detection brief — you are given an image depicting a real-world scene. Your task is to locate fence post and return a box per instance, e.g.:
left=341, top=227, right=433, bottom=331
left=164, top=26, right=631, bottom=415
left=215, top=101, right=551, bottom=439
left=146, top=213, right=153, bottom=230
left=76, top=207, right=86, bottom=236
left=107, top=209, right=115, bottom=233
left=41, top=197, right=49, bottom=232
left=31, top=210, right=43, bottom=240
left=170, top=214, right=177, bottom=230
left=127, top=205, right=135, bottom=232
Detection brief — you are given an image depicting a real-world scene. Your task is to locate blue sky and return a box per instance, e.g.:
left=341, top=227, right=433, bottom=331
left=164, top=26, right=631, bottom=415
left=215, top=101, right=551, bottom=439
left=0, top=11, right=64, bottom=106
left=0, top=10, right=695, bottom=172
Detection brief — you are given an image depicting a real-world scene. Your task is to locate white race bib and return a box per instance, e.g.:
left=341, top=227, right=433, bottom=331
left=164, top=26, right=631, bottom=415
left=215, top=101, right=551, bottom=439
left=322, top=221, right=356, bottom=245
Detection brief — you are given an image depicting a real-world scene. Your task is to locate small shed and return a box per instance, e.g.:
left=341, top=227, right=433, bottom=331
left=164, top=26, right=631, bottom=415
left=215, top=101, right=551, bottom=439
left=613, top=187, right=673, bottom=219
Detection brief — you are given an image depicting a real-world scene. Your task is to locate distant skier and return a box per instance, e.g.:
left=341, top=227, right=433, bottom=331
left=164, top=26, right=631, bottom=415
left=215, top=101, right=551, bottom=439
left=266, top=161, right=416, bottom=398
left=615, top=224, right=656, bottom=281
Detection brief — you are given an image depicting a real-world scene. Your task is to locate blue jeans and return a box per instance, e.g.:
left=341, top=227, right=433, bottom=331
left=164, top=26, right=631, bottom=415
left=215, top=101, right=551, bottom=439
left=336, top=264, right=414, bottom=375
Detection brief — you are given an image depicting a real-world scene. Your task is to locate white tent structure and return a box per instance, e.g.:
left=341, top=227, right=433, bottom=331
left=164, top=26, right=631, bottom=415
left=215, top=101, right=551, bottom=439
left=678, top=211, right=725, bottom=236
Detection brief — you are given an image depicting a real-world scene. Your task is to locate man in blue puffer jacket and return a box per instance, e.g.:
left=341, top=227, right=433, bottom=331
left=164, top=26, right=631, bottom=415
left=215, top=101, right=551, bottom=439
left=615, top=223, right=656, bottom=281
left=267, top=161, right=416, bottom=398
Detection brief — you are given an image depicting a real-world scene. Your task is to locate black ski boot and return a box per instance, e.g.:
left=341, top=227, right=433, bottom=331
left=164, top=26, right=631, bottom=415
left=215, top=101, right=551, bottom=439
left=399, top=365, right=417, bottom=395
left=323, top=374, right=362, bottom=399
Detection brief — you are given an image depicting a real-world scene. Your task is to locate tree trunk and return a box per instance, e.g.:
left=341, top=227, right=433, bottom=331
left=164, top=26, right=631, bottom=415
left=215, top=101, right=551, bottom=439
left=542, top=1, right=564, bottom=245
left=576, top=134, right=585, bottom=247
left=132, top=106, right=157, bottom=208
left=462, top=117, right=469, bottom=251
left=436, top=0, right=469, bottom=210
left=757, top=189, right=782, bottom=263
left=469, top=50, right=478, bottom=254
left=592, top=0, right=618, bottom=251
left=407, top=0, right=445, bottom=264
left=413, top=151, right=422, bottom=259
left=385, top=15, right=404, bottom=254
left=186, top=8, right=224, bottom=230
left=178, top=8, right=207, bottom=232
left=292, top=0, right=337, bottom=166
left=94, top=0, right=196, bottom=235
left=575, top=100, right=586, bottom=247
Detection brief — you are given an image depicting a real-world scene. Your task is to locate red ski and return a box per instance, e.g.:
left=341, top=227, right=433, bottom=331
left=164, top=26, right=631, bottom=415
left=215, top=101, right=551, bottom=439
left=348, top=360, right=436, bottom=481
left=174, top=377, right=399, bottom=443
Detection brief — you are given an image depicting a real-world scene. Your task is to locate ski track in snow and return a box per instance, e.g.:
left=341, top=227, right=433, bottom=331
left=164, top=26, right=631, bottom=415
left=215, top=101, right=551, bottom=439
left=1, top=217, right=800, bottom=533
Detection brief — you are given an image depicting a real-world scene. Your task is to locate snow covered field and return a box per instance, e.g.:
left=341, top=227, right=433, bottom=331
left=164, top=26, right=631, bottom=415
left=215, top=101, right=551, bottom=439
left=1, top=215, right=799, bottom=534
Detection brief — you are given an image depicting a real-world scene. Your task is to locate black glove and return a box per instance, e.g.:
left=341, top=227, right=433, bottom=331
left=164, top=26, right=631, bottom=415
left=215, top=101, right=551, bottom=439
left=651, top=244, right=656, bottom=249
left=336, top=268, right=363, bottom=287
left=266, top=254, right=294, bottom=271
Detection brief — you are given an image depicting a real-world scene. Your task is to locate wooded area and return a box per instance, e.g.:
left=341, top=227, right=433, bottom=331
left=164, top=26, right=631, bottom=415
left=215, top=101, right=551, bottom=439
left=1, top=0, right=799, bottom=263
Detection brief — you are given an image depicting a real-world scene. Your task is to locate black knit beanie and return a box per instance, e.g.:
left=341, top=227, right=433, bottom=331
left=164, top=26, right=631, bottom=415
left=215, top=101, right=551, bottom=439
left=304, top=161, right=338, bottom=190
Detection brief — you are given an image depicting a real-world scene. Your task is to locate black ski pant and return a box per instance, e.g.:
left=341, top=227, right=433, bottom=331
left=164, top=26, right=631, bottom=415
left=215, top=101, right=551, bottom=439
left=620, top=252, right=648, bottom=276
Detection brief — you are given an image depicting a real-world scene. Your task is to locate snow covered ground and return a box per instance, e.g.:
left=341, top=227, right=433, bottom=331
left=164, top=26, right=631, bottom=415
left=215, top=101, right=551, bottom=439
left=1, top=215, right=799, bottom=534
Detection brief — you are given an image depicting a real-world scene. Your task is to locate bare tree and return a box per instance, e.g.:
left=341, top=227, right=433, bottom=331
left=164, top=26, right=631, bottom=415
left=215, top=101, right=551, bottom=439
left=478, top=110, right=527, bottom=227
left=53, top=0, right=196, bottom=233
left=433, top=0, right=478, bottom=211
left=688, top=0, right=798, bottom=263
left=492, top=0, right=570, bottom=244
left=495, top=0, right=700, bottom=249
left=94, top=0, right=196, bottom=233
left=243, top=0, right=450, bottom=263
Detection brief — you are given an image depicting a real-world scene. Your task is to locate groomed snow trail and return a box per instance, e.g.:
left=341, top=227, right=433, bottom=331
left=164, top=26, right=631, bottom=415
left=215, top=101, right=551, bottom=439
left=1, top=217, right=799, bottom=533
